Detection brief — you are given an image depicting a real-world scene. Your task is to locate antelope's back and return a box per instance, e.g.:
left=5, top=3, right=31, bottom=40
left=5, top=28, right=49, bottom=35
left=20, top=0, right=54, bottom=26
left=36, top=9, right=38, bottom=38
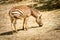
left=9, top=5, right=32, bottom=18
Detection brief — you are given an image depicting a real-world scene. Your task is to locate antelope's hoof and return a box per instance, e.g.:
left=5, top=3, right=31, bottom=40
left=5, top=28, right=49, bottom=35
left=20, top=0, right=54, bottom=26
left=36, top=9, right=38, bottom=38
left=24, top=28, right=27, bottom=31
left=23, top=28, right=28, bottom=31
left=39, top=24, right=43, bottom=27
left=14, top=30, right=18, bottom=33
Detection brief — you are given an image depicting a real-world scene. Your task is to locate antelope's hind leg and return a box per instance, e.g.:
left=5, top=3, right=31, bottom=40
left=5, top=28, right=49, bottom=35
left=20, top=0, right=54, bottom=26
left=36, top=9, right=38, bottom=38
left=13, top=18, right=17, bottom=32
left=10, top=18, right=14, bottom=33
left=11, top=18, right=17, bottom=32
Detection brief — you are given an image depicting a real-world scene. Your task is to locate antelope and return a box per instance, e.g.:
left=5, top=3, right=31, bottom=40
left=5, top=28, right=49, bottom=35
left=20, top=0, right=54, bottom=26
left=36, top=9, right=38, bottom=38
left=9, top=5, right=42, bottom=32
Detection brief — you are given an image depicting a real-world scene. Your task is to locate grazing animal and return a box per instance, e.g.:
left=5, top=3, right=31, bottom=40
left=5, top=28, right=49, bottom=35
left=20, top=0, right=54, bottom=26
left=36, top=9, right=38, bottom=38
left=9, top=5, right=42, bottom=32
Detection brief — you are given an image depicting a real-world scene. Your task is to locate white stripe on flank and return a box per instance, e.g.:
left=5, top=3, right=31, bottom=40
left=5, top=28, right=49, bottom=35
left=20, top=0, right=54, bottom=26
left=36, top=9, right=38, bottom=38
left=12, top=11, right=20, bottom=14
left=15, top=9, right=23, bottom=13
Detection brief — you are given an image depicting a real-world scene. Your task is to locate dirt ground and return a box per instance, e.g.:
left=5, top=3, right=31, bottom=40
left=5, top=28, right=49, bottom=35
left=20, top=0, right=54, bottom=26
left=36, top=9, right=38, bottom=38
left=0, top=2, right=60, bottom=40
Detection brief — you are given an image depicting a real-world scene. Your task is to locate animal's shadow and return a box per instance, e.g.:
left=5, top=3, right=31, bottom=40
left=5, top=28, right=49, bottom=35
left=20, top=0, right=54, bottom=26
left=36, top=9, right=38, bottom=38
left=0, top=25, right=60, bottom=36
left=0, top=26, right=41, bottom=36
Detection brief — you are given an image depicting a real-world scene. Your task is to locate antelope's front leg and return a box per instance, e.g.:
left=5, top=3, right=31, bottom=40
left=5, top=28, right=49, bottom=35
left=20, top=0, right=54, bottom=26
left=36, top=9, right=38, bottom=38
left=23, top=18, right=28, bottom=30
